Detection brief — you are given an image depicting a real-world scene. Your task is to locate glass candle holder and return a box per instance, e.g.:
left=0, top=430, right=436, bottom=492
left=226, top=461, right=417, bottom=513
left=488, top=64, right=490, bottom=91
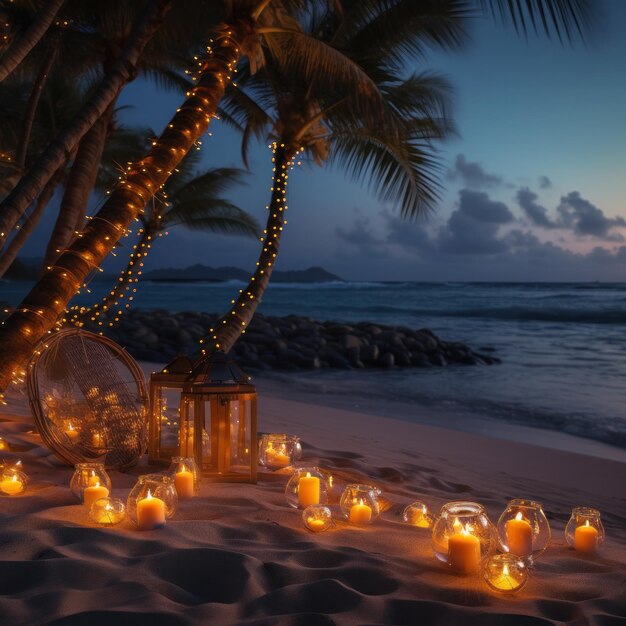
left=432, top=501, right=496, bottom=574
left=303, top=505, right=332, bottom=532
left=89, top=497, right=126, bottom=526
left=497, top=499, right=551, bottom=561
left=259, top=434, right=299, bottom=470
left=403, top=501, right=434, bottom=528
left=168, top=456, right=199, bottom=500
left=483, top=553, right=529, bottom=594
left=0, top=465, right=28, bottom=496
left=285, top=467, right=328, bottom=509
left=565, top=507, right=605, bottom=554
left=340, top=484, right=381, bottom=525
left=127, top=474, right=178, bottom=530
left=70, top=462, right=112, bottom=505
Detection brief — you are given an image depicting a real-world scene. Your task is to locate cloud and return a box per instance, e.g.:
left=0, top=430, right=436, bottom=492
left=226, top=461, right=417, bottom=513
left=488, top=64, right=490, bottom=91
left=437, top=189, right=514, bottom=255
left=538, top=175, right=552, bottom=190
left=335, top=217, right=388, bottom=257
left=448, top=154, right=502, bottom=188
left=556, top=191, right=626, bottom=241
left=517, top=187, right=556, bottom=228
left=382, top=210, right=433, bottom=251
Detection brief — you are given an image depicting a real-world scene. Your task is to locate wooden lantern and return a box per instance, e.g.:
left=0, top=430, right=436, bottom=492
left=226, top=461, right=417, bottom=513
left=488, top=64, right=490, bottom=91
left=148, top=354, right=193, bottom=464
left=179, top=351, right=257, bottom=483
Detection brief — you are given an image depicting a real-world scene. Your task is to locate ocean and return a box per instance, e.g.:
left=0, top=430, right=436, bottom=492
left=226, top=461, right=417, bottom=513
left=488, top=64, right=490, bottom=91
left=3, top=280, right=626, bottom=448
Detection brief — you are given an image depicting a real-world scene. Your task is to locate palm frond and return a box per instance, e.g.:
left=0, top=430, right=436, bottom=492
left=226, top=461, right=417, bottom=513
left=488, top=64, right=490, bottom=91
left=165, top=201, right=260, bottom=237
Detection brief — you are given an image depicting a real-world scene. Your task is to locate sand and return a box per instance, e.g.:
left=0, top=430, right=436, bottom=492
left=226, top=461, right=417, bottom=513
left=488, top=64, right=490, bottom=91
left=0, top=371, right=625, bottom=625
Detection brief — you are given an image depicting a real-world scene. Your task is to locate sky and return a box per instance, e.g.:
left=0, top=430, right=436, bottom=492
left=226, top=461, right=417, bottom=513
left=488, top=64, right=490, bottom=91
left=20, top=0, right=626, bottom=282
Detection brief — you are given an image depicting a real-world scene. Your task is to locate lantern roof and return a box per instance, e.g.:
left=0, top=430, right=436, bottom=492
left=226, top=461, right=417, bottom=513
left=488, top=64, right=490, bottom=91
left=191, top=350, right=252, bottom=386
left=151, top=354, right=193, bottom=383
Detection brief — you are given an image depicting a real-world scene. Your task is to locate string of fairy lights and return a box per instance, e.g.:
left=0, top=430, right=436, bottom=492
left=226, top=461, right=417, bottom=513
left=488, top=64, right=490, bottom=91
left=0, top=29, right=241, bottom=394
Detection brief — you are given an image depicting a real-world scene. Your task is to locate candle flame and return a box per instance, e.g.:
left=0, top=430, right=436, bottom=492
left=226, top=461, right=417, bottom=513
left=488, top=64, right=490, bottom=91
left=91, top=471, right=95, bottom=477
left=305, top=472, right=311, bottom=478
left=11, top=474, right=17, bottom=483
left=422, top=505, right=427, bottom=514
left=146, top=489, right=153, bottom=500
left=68, top=422, right=75, bottom=432
left=503, top=563, right=510, bottom=576
left=94, top=481, right=100, bottom=487
left=328, top=475, right=333, bottom=487
left=453, top=517, right=462, bottom=532
left=181, top=464, right=187, bottom=473
left=515, top=512, right=523, bottom=521
left=585, top=520, right=590, bottom=527
left=105, top=503, right=112, bottom=511
left=359, top=498, right=364, bottom=506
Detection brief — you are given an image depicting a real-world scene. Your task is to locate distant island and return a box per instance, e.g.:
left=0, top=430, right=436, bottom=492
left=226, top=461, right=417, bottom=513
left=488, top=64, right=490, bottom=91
left=142, top=264, right=343, bottom=283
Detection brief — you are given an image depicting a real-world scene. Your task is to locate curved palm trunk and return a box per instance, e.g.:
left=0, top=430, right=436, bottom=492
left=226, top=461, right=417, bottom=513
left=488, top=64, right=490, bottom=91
left=0, top=172, right=61, bottom=278
left=0, top=0, right=65, bottom=83
left=0, top=0, right=172, bottom=251
left=69, top=227, right=154, bottom=327
left=44, top=102, right=114, bottom=268
left=202, top=145, right=295, bottom=356
left=0, top=29, right=241, bottom=392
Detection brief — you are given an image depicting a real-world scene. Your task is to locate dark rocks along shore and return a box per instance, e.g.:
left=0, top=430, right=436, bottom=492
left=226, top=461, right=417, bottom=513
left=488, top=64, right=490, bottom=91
left=94, top=309, right=500, bottom=370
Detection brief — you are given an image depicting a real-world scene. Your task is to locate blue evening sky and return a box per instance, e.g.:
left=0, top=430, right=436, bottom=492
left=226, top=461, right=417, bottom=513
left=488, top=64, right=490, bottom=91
left=20, top=0, right=626, bottom=281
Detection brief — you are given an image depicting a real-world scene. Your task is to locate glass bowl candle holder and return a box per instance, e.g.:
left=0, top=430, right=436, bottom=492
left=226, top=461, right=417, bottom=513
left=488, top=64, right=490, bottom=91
left=483, top=553, right=529, bottom=594
left=432, top=501, right=497, bottom=574
left=127, top=474, right=178, bottom=530
left=168, top=456, right=199, bottom=500
left=497, top=499, right=551, bottom=561
left=89, top=497, right=126, bottom=526
left=0, top=464, right=28, bottom=496
left=285, top=467, right=328, bottom=509
left=403, top=501, right=434, bottom=528
left=70, top=462, right=112, bottom=505
left=340, top=484, right=381, bottom=525
left=565, top=507, right=605, bottom=554
left=303, top=505, right=332, bottom=532
left=259, top=434, right=299, bottom=470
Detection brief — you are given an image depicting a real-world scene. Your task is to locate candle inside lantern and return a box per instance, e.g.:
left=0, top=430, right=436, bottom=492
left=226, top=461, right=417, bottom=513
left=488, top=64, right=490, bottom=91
left=0, top=437, right=9, bottom=451
left=94, top=501, right=125, bottom=526
left=491, top=563, right=518, bottom=591
left=91, top=431, right=104, bottom=448
left=349, top=498, right=372, bottom=525
left=87, top=471, right=100, bottom=487
left=136, top=490, right=166, bottom=530
left=298, top=472, right=320, bottom=508
left=506, top=512, right=533, bottom=557
left=0, top=473, right=24, bottom=495
left=307, top=517, right=326, bottom=532
left=448, top=520, right=481, bottom=573
left=65, top=422, right=79, bottom=444
left=574, top=520, right=599, bottom=554
left=83, top=481, right=109, bottom=508
left=272, top=444, right=291, bottom=468
left=408, top=504, right=431, bottom=528
left=174, top=464, right=194, bottom=500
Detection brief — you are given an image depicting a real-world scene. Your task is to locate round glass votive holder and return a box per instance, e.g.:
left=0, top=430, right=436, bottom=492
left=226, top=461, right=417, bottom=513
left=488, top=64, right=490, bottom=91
left=127, top=474, right=178, bottom=530
left=403, top=501, right=434, bottom=528
left=0, top=467, right=28, bottom=495
left=70, top=462, right=112, bottom=504
left=89, top=497, right=126, bottom=526
left=340, top=484, right=380, bottom=525
left=565, top=507, right=605, bottom=554
left=259, top=434, right=298, bottom=470
left=303, top=505, right=332, bottom=532
left=483, top=553, right=528, bottom=594
left=285, top=467, right=328, bottom=509
left=497, top=499, right=551, bottom=561
left=432, top=501, right=496, bottom=574
left=168, top=456, right=199, bottom=500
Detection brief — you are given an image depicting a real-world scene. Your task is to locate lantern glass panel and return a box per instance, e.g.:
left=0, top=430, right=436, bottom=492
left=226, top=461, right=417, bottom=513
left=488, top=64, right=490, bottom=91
left=149, top=383, right=185, bottom=461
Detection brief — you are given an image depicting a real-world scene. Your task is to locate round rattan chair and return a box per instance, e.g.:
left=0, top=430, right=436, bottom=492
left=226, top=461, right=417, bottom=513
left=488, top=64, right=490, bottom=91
left=27, top=328, right=148, bottom=469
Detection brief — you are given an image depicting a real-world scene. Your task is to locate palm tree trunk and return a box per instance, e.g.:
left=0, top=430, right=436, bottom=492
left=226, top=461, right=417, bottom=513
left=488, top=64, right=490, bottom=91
left=202, top=145, right=295, bottom=356
left=69, top=227, right=154, bottom=327
left=0, top=170, right=61, bottom=278
left=43, top=102, right=114, bottom=269
left=0, top=28, right=241, bottom=392
left=0, top=0, right=172, bottom=251
left=0, top=0, right=65, bottom=83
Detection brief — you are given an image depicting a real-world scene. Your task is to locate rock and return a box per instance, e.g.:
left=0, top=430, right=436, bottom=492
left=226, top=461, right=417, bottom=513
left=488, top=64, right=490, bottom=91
left=429, top=352, right=447, bottom=366
left=360, top=344, right=380, bottom=364
left=343, top=334, right=363, bottom=350
left=378, top=352, right=395, bottom=368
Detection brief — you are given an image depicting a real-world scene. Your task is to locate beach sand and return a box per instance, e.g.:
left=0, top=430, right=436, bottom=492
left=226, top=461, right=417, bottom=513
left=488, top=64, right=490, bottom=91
left=0, top=367, right=625, bottom=625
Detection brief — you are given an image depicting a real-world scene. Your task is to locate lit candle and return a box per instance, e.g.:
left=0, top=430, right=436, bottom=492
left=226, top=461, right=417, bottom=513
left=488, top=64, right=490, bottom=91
left=298, top=472, right=320, bottom=508
left=349, top=498, right=372, bottom=524
left=83, top=481, right=109, bottom=509
left=174, top=464, right=195, bottom=499
left=506, top=512, right=533, bottom=557
left=65, top=422, right=79, bottom=444
left=0, top=474, right=24, bottom=495
left=137, top=490, right=166, bottom=530
left=87, top=471, right=100, bottom=487
left=271, top=444, right=291, bottom=468
left=306, top=517, right=326, bottom=532
left=91, top=431, right=104, bottom=448
left=0, top=437, right=9, bottom=451
left=490, top=563, right=519, bottom=591
left=448, top=521, right=481, bottom=573
left=408, top=504, right=431, bottom=528
left=96, top=502, right=125, bottom=525
left=574, top=520, right=599, bottom=554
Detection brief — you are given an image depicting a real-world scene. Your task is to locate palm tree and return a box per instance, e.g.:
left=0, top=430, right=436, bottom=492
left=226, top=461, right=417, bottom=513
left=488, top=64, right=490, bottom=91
left=0, top=0, right=66, bottom=83
left=68, top=158, right=257, bottom=328
left=0, top=0, right=593, bottom=392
